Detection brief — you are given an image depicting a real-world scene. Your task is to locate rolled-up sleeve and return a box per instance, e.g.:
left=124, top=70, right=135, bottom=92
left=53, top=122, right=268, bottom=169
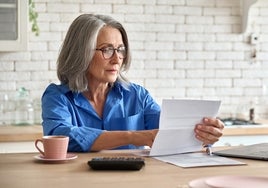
left=42, top=84, right=103, bottom=152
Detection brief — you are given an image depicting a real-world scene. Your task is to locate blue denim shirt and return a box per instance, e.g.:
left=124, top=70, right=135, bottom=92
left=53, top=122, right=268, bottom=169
left=41, top=82, right=160, bottom=152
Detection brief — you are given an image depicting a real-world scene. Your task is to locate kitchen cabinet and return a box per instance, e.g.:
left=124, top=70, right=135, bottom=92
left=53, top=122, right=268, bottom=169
left=0, top=125, right=42, bottom=153
left=0, top=0, right=28, bottom=51
left=214, top=125, right=268, bottom=147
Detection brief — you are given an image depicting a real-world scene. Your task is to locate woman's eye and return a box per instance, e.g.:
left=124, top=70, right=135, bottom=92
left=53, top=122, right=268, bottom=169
left=103, top=48, right=113, bottom=53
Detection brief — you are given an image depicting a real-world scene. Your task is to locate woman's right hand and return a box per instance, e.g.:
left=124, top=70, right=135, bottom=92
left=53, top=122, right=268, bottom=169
left=91, top=129, right=159, bottom=151
left=130, top=129, right=158, bottom=147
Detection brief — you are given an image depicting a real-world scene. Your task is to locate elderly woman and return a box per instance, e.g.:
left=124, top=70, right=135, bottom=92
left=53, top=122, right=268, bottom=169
left=42, top=14, right=224, bottom=152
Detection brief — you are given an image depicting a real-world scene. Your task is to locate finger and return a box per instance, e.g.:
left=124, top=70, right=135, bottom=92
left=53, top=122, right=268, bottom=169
left=195, top=126, right=222, bottom=144
left=195, top=124, right=223, bottom=137
left=203, top=117, right=225, bottom=130
left=195, top=132, right=219, bottom=145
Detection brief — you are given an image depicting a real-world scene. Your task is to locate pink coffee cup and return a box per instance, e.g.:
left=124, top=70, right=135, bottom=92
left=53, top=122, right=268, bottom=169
left=35, top=135, right=69, bottom=159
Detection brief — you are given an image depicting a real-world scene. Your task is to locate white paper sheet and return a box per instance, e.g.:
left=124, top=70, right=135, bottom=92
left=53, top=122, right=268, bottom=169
left=154, top=152, right=246, bottom=168
left=149, top=99, right=221, bottom=156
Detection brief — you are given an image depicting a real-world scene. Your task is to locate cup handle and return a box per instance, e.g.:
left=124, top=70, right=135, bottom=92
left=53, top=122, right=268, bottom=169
left=35, top=139, right=45, bottom=156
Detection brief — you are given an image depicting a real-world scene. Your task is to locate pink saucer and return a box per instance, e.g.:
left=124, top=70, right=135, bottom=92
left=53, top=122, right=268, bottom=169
left=34, top=153, right=77, bottom=163
left=205, top=175, right=268, bottom=188
left=188, top=177, right=211, bottom=188
left=189, top=175, right=268, bottom=188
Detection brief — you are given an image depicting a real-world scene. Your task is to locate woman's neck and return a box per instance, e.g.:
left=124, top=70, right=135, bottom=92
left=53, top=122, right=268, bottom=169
left=83, top=82, right=110, bottom=118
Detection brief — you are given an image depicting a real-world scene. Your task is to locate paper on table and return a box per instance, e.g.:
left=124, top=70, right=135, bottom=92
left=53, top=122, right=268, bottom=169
left=149, top=99, right=221, bottom=156
left=154, top=152, right=246, bottom=168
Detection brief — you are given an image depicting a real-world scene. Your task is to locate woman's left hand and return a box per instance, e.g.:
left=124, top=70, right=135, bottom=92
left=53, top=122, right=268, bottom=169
left=194, top=117, right=225, bottom=145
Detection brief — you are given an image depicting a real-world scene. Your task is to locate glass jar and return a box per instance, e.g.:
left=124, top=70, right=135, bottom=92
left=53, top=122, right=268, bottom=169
left=14, top=87, right=34, bottom=125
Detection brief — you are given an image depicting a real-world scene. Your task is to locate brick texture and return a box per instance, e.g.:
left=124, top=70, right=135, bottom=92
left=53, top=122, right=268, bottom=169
left=0, top=0, right=268, bottom=123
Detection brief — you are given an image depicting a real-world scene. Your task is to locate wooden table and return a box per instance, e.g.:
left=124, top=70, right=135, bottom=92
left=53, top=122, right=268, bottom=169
left=0, top=150, right=267, bottom=188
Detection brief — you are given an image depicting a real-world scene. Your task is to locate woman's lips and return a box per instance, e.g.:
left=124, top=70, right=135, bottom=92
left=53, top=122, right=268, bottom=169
left=106, top=69, right=118, bottom=74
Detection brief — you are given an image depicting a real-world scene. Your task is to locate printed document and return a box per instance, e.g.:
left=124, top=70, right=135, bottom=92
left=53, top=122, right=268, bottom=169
left=154, top=152, right=246, bottom=168
left=139, top=99, right=245, bottom=168
left=149, top=99, right=221, bottom=156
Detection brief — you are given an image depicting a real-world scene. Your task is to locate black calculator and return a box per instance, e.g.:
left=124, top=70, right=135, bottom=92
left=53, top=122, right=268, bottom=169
left=88, top=157, right=145, bottom=171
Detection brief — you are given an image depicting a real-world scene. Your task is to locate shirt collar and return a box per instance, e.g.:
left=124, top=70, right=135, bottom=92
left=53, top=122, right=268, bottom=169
left=68, top=81, right=129, bottom=107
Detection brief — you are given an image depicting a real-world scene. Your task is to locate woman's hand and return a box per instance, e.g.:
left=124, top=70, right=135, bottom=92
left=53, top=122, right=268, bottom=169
left=194, top=117, right=225, bottom=145
left=131, top=129, right=158, bottom=148
left=91, top=129, right=159, bottom=151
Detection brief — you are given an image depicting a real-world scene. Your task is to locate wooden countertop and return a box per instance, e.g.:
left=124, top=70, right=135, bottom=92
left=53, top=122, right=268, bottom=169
left=223, top=125, right=268, bottom=136
left=222, top=119, right=268, bottom=136
left=0, top=125, right=43, bottom=142
left=0, top=123, right=268, bottom=142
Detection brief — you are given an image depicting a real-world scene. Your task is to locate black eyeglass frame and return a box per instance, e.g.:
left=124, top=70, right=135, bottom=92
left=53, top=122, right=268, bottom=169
left=95, top=46, right=127, bottom=59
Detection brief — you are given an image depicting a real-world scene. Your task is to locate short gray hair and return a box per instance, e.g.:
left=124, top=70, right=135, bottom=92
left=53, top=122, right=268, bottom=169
left=57, top=14, right=131, bottom=92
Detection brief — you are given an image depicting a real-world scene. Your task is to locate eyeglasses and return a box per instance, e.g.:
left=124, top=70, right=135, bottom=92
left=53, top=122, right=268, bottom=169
left=95, top=46, right=126, bottom=59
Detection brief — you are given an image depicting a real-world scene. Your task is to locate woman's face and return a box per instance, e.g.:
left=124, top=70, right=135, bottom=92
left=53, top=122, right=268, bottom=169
left=88, top=26, right=124, bottom=85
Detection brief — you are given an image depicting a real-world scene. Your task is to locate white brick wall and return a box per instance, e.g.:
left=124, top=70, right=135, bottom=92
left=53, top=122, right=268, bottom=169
left=0, top=0, right=268, bottom=124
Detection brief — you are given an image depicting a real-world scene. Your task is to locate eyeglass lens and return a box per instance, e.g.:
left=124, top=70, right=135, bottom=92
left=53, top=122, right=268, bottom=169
left=97, top=47, right=126, bottom=59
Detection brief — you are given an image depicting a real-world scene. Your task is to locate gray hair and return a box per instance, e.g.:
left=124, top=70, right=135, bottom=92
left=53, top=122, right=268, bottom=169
left=57, top=14, right=131, bottom=92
